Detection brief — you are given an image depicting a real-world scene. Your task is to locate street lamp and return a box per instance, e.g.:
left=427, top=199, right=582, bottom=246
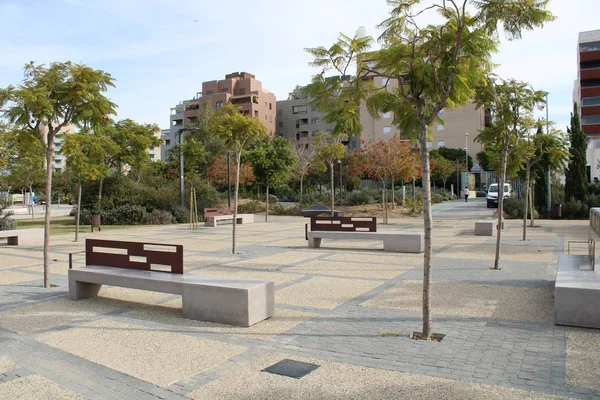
left=464, top=132, right=469, bottom=190
left=338, top=159, right=343, bottom=206
left=178, top=127, right=193, bottom=208
left=227, top=152, right=231, bottom=209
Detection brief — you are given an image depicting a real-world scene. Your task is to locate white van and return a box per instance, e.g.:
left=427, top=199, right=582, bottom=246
left=486, top=183, right=511, bottom=208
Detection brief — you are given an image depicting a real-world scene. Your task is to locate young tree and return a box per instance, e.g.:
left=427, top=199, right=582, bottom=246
left=564, top=104, right=587, bottom=202
left=292, top=140, right=316, bottom=197
left=304, top=1, right=553, bottom=339
left=247, top=137, right=295, bottom=222
left=431, top=156, right=455, bottom=190
left=312, top=132, right=346, bottom=215
left=210, top=103, right=267, bottom=254
left=5, top=129, right=45, bottom=219
left=477, top=79, right=545, bottom=269
left=0, top=62, right=116, bottom=288
left=62, top=130, right=115, bottom=241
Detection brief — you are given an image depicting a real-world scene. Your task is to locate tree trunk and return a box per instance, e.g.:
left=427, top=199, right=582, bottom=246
left=43, top=133, right=55, bottom=288
left=300, top=175, right=304, bottom=198
left=29, top=185, right=35, bottom=220
left=530, top=184, right=535, bottom=227
left=522, top=165, right=531, bottom=241
left=493, top=138, right=510, bottom=270
left=232, top=152, right=241, bottom=254
left=98, top=179, right=103, bottom=201
left=265, top=175, right=269, bottom=223
left=419, top=119, right=434, bottom=340
left=75, top=181, right=82, bottom=242
left=330, top=162, right=335, bottom=217
left=391, top=176, right=396, bottom=209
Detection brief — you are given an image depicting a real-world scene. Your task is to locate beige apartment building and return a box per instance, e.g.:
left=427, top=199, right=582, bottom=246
left=359, top=74, right=487, bottom=161
left=168, top=72, right=276, bottom=152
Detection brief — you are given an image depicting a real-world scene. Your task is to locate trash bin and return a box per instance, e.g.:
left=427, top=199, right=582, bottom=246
left=551, top=204, right=562, bottom=218
left=91, top=214, right=101, bottom=232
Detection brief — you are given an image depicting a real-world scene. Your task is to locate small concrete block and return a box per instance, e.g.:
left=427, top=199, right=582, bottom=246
left=475, top=220, right=495, bottom=236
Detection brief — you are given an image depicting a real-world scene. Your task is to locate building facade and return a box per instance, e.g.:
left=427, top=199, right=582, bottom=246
left=46, top=124, right=74, bottom=173
left=578, top=29, right=600, bottom=137
left=169, top=72, right=276, bottom=147
left=276, top=87, right=338, bottom=144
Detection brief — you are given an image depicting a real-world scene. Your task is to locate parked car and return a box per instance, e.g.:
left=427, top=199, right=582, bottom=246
left=486, top=183, right=512, bottom=208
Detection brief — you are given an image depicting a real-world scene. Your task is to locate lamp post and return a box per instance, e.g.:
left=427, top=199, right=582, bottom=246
left=464, top=132, right=469, bottom=189
left=545, top=92, right=551, bottom=218
left=338, top=159, right=343, bottom=206
left=178, top=127, right=193, bottom=208
left=227, top=152, right=231, bottom=208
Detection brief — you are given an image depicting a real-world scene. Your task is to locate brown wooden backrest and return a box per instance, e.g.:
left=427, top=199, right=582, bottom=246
left=85, top=239, right=183, bottom=274
left=204, top=207, right=232, bottom=217
left=310, top=216, right=377, bottom=232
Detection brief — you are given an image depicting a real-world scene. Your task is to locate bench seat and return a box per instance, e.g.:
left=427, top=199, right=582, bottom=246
left=554, top=254, right=600, bottom=329
left=205, top=213, right=254, bottom=227
left=69, top=266, right=274, bottom=327
left=308, top=231, right=424, bottom=253
left=0, top=228, right=44, bottom=246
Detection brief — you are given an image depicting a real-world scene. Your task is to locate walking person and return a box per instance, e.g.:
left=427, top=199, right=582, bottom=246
left=463, top=187, right=470, bottom=203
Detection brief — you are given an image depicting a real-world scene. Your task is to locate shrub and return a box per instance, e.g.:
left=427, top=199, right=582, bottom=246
left=587, top=193, right=600, bottom=209
left=563, top=197, right=588, bottom=219
left=299, top=192, right=329, bottom=207
left=272, top=184, right=299, bottom=203
left=171, top=205, right=190, bottom=224
left=405, top=196, right=423, bottom=214
left=190, top=180, right=221, bottom=209
left=238, top=200, right=264, bottom=214
left=147, top=209, right=173, bottom=225
left=103, top=205, right=148, bottom=225
left=503, top=196, right=539, bottom=219
left=431, top=193, right=444, bottom=204
left=0, top=200, right=16, bottom=231
left=270, top=204, right=302, bottom=216
left=344, top=190, right=372, bottom=206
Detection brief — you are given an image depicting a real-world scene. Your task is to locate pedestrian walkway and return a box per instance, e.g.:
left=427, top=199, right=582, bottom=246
left=0, top=205, right=598, bottom=399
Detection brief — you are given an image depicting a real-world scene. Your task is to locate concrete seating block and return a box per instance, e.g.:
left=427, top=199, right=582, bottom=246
left=307, top=231, right=424, bottom=253
left=475, top=220, right=495, bottom=236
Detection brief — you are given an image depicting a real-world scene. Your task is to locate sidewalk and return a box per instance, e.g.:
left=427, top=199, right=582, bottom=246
left=8, top=204, right=73, bottom=220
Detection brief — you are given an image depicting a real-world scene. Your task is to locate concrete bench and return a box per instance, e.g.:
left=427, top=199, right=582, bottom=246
left=554, top=254, right=600, bottom=329
left=0, top=228, right=44, bottom=246
left=69, top=239, right=274, bottom=327
left=69, top=266, right=273, bottom=327
left=307, top=230, right=424, bottom=253
left=475, top=220, right=495, bottom=236
left=205, top=213, right=254, bottom=227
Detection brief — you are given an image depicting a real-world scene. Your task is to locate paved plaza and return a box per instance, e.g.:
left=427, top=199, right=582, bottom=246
left=0, top=198, right=599, bottom=399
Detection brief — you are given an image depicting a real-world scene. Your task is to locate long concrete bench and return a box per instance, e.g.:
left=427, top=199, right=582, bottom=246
left=69, top=239, right=273, bottom=327
left=554, top=254, right=600, bottom=329
left=69, top=266, right=274, bottom=327
left=307, top=230, right=424, bottom=253
left=0, top=228, right=44, bottom=246
left=205, top=213, right=254, bottom=227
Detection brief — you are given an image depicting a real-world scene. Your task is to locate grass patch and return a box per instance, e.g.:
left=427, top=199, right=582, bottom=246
left=15, top=216, right=139, bottom=235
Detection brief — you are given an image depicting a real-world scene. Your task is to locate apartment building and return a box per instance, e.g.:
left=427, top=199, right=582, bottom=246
left=147, top=127, right=162, bottom=162
left=359, top=74, right=487, bottom=161
left=276, top=87, right=341, bottom=143
left=169, top=72, right=276, bottom=148
left=45, top=124, right=74, bottom=173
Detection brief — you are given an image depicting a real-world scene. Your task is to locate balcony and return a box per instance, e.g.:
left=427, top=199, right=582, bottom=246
left=581, top=68, right=600, bottom=81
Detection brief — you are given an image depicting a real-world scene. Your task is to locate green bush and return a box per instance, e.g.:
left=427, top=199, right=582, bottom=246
left=0, top=200, right=16, bottom=231
left=189, top=180, right=221, bottom=209
left=563, top=197, right=588, bottom=219
left=344, top=190, right=372, bottom=206
left=147, top=209, right=173, bottom=225
left=270, top=204, right=302, bottom=216
left=431, top=193, right=444, bottom=204
left=238, top=200, right=264, bottom=214
left=103, top=205, right=148, bottom=225
left=503, top=196, right=539, bottom=219
left=171, top=205, right=190, bottom=224
left=272, top=184, right=299, bottom=203
left=299, top=192, right=329, bottom=207
left=405, top=196, right=423, bottom=213
left=587, top=193, right=600, bottom=209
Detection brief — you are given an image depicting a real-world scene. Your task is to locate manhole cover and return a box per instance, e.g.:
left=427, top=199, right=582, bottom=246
left=262, top=359, right=320, bottom=379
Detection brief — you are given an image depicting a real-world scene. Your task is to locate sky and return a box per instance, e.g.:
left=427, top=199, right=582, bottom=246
left=0, top=0, right=597, bottom=132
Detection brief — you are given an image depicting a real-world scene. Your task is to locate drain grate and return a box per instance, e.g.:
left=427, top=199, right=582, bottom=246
left=261, top=359, right=320, bottom=379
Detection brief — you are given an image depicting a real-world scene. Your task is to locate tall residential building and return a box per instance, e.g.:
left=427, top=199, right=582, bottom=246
left=578, top=29, right=600, bottom=136
left=160, top=128, right=172, bottom=161
left=276, top=87, right=342, bottom=144
left=577, top=29, right=600, bottom=181
left=359, top=74, right=487, bottom=161
left=169, top=72, right=276, bottom=148
left=46, top=124, right=74, bottom=173
left=148, top=127, right=162, bottom=162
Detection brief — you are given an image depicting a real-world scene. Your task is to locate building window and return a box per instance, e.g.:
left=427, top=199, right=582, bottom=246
left=293, top=105, right=307, bottom=114
left=383, top=126, right=392, bottom=135
left=278, top=122, right=283, bottom=128
left=216, top=101, right=224, bottom=109
left=427, top=141, right=433, bottom=149
left=150, top=154, right=155, bottom=159
left=437, top=124, right=445, bottom=132
left=278, top=109, right=282, bottom=116
left=254, top=110, right=259, bottom=118
left=311, top=117, right=320, bottom=124
left=150, top=146, right=155, bottom=150
left=165, top=140, right=171, bottom=145
left=265, top=102, right=267, bottom=107
left=269, top=103, right=272, bottom=110
left=310, top=105, right=317, bottom=112
left=437, top=140, right=445, bottom=148
left=269, top=116, right=272, bottom=122
left=265, top=115, right=267, bottom=120
left=583, top=97, right=600, bottom=106
left=582, top=115, right=600, bottom=125
left=580, top=41, right=600, bottom=52
left=383, top=112, right=392, bottom=119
